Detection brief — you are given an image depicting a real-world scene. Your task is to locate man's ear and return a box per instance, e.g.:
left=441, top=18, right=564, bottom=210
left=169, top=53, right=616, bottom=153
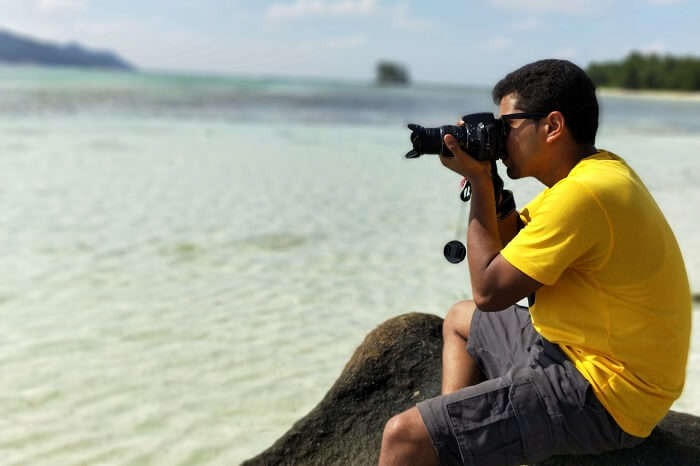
left=544, top=111, right=565, bottom=143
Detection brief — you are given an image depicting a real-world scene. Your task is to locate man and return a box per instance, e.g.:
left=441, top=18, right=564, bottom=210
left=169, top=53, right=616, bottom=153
left=378, top=59, right=691, bottom=466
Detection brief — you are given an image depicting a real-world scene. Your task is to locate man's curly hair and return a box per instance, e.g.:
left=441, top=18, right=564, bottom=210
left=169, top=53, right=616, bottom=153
left=492, top=59, right=599, bottom=145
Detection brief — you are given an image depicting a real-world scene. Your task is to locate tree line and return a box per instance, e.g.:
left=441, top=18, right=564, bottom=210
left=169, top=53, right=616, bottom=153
left=586, top=52, right=700, bottom=91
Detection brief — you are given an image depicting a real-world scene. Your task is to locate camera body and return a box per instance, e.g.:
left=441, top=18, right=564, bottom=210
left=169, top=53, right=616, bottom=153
left=405, top=112, right=507, bottom=161
left=404, top=112, right=517, bottom=264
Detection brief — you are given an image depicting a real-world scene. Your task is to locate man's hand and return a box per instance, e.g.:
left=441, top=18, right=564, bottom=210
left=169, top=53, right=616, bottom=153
left=439, top=133, right=492, bottom=181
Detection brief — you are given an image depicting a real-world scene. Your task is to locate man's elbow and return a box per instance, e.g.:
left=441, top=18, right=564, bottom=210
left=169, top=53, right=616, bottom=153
left=472, top=291, right=504, bottom=312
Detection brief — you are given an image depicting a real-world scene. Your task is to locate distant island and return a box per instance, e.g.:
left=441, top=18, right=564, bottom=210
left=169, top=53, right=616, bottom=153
left=587, top=52, right=700, bottom=91
left=0, top=28, right=133, bottom=70
left=376, top=61, right=410, bottom=86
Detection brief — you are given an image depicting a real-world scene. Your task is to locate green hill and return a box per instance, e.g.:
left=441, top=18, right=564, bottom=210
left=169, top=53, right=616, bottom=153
left=0, top=28, right=133, bottom=70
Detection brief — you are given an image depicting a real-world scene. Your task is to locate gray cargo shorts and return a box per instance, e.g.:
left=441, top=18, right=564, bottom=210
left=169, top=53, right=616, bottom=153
left=417, top=305, right=645, bottom=466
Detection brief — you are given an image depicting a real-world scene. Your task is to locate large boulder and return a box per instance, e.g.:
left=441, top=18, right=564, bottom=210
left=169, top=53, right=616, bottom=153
left=243, top=313, right=700, bottom=465
left=539, top=410, right=700, bottom=465
left=242, top=313, right=443, bottom=466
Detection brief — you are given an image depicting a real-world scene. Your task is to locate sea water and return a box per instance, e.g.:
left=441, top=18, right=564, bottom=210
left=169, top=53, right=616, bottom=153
left=0, top=65, right=699, bottom=465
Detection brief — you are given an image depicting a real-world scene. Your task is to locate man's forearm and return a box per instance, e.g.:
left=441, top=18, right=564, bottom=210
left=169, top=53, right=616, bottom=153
left=466, top=176, right=502, bottom=303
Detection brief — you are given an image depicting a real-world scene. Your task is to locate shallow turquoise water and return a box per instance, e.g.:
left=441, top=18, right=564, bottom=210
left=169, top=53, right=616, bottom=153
left=0, top=66, right=699, bottom=464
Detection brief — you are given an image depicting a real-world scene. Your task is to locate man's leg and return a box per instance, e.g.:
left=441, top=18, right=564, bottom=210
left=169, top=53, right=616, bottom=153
left=378, top=407, right=439, bottom=466
left=442, top=300, right=485, bottom=394
left=379, top=300, right=485, bottom=466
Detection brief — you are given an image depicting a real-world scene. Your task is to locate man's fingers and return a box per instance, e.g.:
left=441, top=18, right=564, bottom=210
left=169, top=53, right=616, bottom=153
left=444, top=134, right=462, bottom=155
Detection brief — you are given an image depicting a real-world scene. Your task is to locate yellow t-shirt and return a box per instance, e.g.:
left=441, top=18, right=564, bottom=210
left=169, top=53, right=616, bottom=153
left=501, top=150, right=691, bottom=438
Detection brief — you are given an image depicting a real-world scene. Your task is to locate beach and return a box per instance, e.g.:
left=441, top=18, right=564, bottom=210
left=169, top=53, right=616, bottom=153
left=598, top=87, right=700, bottom=102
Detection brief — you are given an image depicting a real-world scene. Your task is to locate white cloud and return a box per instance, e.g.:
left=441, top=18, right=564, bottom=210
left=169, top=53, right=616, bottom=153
left=36, top=0, right=87, bottom=13
left=488, top=0, right=607, bottom=14
left=266, top=0, right=378, bottom=21
left=265, top=0, right=432, bottom=32
left=648, top=0, right=685, bottom=4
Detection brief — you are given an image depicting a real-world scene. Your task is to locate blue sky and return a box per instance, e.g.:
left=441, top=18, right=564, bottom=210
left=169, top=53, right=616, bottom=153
left=2, top=0, right=700, bottom=85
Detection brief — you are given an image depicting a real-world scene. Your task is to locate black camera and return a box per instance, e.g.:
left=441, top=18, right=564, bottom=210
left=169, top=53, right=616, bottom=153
left=405, top=112, right=507, bottom=161
left=403, top=112, right=519, bottom=264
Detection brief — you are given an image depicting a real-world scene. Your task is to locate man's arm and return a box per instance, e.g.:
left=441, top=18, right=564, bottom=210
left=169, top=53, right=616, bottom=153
left=441, top=136, right=541, bottom=312
left=466, top=177, right=541, bottom=311
left=497, top=209, right=521, bottom=247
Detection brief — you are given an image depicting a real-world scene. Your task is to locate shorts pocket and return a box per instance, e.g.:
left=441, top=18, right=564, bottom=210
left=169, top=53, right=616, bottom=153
left=443, top=378, right=523, bottom=465
left=509, top=380, right=555, bottom=464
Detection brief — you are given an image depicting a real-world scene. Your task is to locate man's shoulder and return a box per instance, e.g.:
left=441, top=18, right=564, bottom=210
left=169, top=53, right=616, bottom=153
left=554, top=150, right=643, bottom=203
left=523, top=150, right=637, bottom=220
left=567, top=150, right=634, bottom=185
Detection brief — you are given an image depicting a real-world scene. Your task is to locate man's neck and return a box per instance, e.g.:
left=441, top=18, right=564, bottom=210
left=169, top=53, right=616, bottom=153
left=538, top=144, right=597, bottom=187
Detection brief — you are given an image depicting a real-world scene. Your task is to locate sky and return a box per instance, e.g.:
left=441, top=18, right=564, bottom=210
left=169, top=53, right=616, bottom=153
left=1, top=0, right=700, bottom=85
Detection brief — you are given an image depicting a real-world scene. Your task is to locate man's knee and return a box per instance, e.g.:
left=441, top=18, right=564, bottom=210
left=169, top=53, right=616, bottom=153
left=443, top=299, right=476, bottom=340
left=383, top=411, right=416, bottom=445
left=380, top=408, right=437, bottom=466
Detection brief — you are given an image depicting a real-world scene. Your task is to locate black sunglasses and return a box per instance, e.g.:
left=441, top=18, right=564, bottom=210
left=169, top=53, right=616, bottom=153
left=500, top=112, right=549, bottom=121
left=500, top=112, right=548, bottom=136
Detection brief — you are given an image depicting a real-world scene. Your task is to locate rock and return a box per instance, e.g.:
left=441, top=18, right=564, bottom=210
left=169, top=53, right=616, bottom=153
left=243, top=313, right=700, bottom=466
left=539, top=411, right=700, bottom=465
left=376, top=61, right=410, bottom=86
left=242, top=313, right=443, bottom=466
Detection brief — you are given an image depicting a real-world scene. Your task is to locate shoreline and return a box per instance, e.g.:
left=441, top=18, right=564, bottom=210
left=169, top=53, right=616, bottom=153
left=598, top=87, right=700, bottom=102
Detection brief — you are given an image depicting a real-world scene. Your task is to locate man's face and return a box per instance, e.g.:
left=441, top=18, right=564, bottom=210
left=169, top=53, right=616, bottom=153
left=498, top=93, right=542, bottom=180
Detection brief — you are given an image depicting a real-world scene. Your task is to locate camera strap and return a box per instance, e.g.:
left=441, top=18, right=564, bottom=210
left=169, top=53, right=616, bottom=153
left=444, top=178, right=471, bottom=264
left=444, top=167, right=511, bottom=264
left=454, top=182, right=469, bottom=238
left=460, top=178, right=472, bottom=202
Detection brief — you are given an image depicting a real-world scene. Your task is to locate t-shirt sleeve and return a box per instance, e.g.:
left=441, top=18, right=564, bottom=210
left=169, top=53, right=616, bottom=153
left=501, top=180, right=612, bottom=286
